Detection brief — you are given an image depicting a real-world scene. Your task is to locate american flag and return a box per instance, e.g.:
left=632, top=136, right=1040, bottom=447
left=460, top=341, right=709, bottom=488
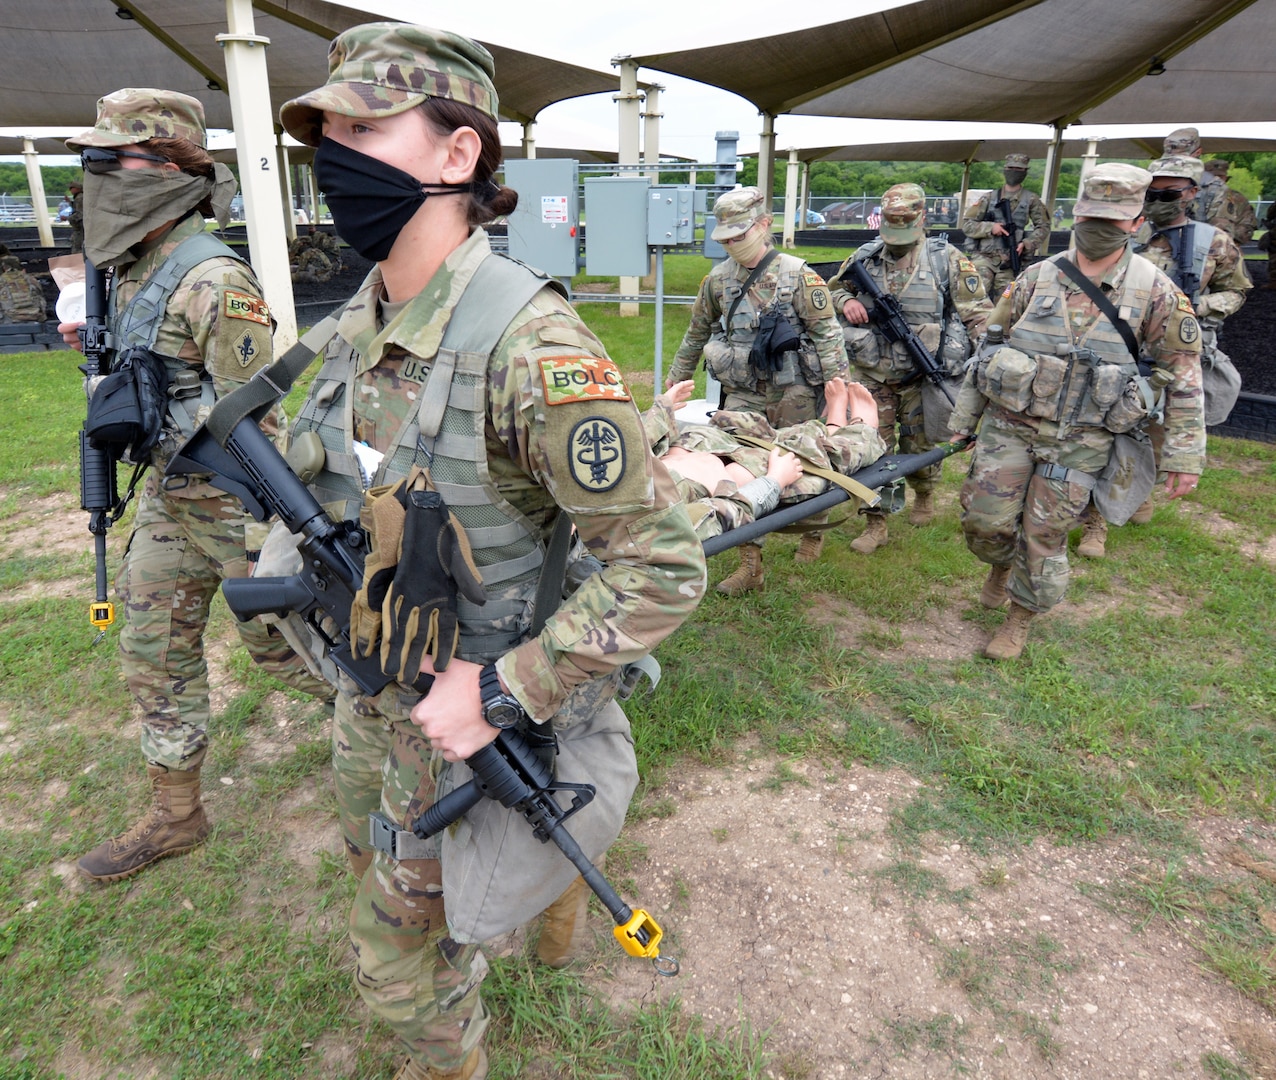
left=867, top=208, right=881, bottom=229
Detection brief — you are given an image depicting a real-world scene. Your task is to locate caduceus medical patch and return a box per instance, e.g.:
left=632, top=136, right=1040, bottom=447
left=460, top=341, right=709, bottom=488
left=568, top=416, right=625, bottom=492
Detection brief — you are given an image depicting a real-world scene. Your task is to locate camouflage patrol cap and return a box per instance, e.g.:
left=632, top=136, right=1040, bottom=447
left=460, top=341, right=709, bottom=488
left=0, top=255, right=21, bottom=271
left=1073, top=163, right=1152, bottom=221
left=1203, top=159, right=1230, bottom=177
left=1162, top=127, right=1201, bottom=157
left=66, top=89, right=206, bottom=151
left=710, top=187, right=768, bottom=241
left=1148, top=155, right=1203, bottom=184
left=878, top=182, right=926, bottom=243
left=1004, top=153, right=1031, bottom=169
left=280, top=22, right=498, bottom=147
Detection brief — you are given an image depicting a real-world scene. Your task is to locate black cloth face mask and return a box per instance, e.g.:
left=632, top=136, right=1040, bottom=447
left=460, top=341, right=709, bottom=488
left=313, top=137, right=474, bottom=262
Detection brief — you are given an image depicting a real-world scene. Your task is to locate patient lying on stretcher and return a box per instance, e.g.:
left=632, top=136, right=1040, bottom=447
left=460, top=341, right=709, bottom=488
left=645, top=377, right=888, bottom=540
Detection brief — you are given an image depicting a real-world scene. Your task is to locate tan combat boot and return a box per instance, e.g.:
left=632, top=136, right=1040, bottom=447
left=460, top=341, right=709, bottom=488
left=78, top=750, right=210, bottom=882
left=717, top=544, right=764, bottom=596
left=980, top=565, right=1011, bottom=609
left=1129, top=497, right=1155, bottom=525
left=394, top=1048, right=487, bottom=1080
left=909, top=491, right=936, bottom=526
left=1077, top=515, right=1108, bottom=559
left=984, top=603, right=1036, bottom=660
left=850, top=514, right=888, bottom=554
left=794, top=532, right=825, bottom=564
left=537, top=875, right=590, bottom=968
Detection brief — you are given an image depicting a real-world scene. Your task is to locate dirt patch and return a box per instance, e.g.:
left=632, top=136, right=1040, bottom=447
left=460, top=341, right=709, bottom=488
left=593, top=746, right=1276, bottom=1079
left=0, top=491, right=92, bottom=559
left=810, top=590, right=987, bottom=662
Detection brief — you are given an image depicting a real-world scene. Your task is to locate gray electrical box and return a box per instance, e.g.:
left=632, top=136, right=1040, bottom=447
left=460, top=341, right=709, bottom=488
left=703, top=217, right=726, bottom=260
left=647, top=185, right=694, bottom=246
left=504, top=158, right=579, bottom=278
left=583, top=176, right=650, bottom=276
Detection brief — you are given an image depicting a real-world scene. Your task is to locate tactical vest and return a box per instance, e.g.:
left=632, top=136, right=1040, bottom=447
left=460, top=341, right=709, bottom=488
left=292, top=252, right=569, bottom=665
left=0, top=270, right=45, bottom=322
left=964, top=190, right=1032, bottom=258
left=848, top=236, right=969, bottom=383
left=1135, top=221, right=1213, bottom=305
left=110, top=231, right=243, bottom=442
left=1001, top=256, right=1157, bottom=432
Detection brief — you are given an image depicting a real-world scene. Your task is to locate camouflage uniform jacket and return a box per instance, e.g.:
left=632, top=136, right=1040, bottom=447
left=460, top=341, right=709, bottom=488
left=828, top=238, right=992, bottom=383
left=1136, top=222, right=1252, bottom=322
left=111, top=214, right=276, bottom=499
left=0, top=268, right=47, bottom=322
left=667, top=249, right=847, bottom=386
left=1200, top=182, right=1258, bottom=244
left=950, top=249, right=1206, bottom=476
left=960, top=187, right=1051, bottom=260
left=307, top=229, right=705, bottom=722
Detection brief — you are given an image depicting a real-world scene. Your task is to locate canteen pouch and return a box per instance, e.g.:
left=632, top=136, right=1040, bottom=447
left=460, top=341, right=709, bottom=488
left=1201, top=347, right=1242, bottom=425
left=975, top=345, right=1037, bottom=413
left=84, top=345, right=170, bottom=463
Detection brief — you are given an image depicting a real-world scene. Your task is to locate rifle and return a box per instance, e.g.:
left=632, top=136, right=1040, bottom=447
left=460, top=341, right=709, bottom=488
left=994, top=197, right=1022, bottom=276
left=78, top=260, right=119, bottom=641
left=844, top=258, right=956, bottom=405
left=166, top=371, right=678, bottom=971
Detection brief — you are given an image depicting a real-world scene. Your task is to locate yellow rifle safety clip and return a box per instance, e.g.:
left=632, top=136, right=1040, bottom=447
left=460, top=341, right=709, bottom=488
left=90, top=600, right=115, bottom=630
left=614, top=907, right=663, bottom=958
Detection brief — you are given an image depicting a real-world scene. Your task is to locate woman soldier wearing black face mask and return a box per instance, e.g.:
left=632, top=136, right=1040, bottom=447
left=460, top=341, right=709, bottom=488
left=946, top=162, right=1206, bottom=662
left=59, top=90, right=332, bottom=884
left=279, top=24, right=705, bottom=1080
left=959, top=153, right=1052, bottom=297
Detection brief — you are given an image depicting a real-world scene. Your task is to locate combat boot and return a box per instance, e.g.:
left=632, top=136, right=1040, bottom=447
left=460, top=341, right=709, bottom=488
left=1077, top=516, right=1108, bottom=559
left=78, top=750, right=209, bottom=882
left=717, top=544, right=764, bottom=596
left=979, top=565, right=1011, bottom=609
left=850, top=514, right=888, bottom=555
left=984, top=603, right=1036, bottom=660
left=794, top=532, right=825, bottom=564
left=909, top=491, right=936, bottom=526
left=394, top=1048, right=487, bottom=1080
left=1129, top=497, right=1155, bottom=525
left=537, top=875, right=590, bottom=968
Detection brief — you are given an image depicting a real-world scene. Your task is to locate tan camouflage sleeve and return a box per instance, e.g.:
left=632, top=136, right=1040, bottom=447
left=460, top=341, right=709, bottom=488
left=793, top=266, right=849, bottom=382
left=1143, top=273, right=1206, bottom=476
left=1022, top=193, right=1052, bottom=256
left=827, top=251, right=861, bottom=314
left=1197, top=232, right=1252, bottom=320
left=668, top=272, right=721, bottom=383
left=959, top=193, right=996, bottom=239
left=488, top=295, right=707, bottom=723
left=947, top=249, right=994, bottom=338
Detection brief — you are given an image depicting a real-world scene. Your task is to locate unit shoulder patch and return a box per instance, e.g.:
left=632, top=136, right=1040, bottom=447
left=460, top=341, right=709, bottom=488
left=1177, top=314, right=1200, bottom=345
left=538, top=355, right=631, bottom=406
left=567, top=415, right=626, bottom=492
left=1175, top=293, right=1194, bottom=314
left=222, top=289, right=271, bottom=326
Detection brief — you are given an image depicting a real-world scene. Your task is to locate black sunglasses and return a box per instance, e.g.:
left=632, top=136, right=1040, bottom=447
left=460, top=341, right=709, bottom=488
left=1144, top=187, right=1192, bottom=203
left=80, top=147, right=170, bottom=174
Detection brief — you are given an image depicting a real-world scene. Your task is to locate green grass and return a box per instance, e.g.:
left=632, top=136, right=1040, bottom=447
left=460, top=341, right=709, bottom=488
left=2, top=287, right=1276, bottom=1075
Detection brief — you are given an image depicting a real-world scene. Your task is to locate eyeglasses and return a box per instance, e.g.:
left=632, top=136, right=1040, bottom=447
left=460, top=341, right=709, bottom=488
left=721, top=222, right=758, bottom=245
left=80, top=147, right=170, bottom=174
left=1144, top=187, right=1192, bottom=203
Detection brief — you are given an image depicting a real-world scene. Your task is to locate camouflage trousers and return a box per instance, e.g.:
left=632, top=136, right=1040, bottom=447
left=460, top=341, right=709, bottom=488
left=958, top=409, right=1109, bottom=613
left=722, top=378, right=823, bottom=429
left=969, top=253, right=1017, bottom=299
left=333, top=687, right=488, bottom=1073
left=118, top=482, right=331, bottom=768
left=862, top=377, right=942, bottom=501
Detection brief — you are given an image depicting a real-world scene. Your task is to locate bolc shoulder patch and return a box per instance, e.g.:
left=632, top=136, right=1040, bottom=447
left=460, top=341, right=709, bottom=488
left=567, top=415, right=626, bottom=492
left=802, top=271, right=826, bottom=288
left=958, top=257, right=978, bottom=274
left=539, top=355, right=631, bottom=406
left=1175, top=293, right=1194, bottom=314
left=223, top=289, right=271, bottom=325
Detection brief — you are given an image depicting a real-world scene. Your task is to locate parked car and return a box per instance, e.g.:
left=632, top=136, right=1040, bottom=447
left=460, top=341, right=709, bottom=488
left=795, top=208, right=826, bottom=227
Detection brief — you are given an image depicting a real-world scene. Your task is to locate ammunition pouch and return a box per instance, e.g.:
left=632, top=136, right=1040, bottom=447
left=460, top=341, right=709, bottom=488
left=702, top=337, right=755, bottom=387
left=84, top=345, right=170, bottom=464
left=974, top=345, right=1037, bottom=413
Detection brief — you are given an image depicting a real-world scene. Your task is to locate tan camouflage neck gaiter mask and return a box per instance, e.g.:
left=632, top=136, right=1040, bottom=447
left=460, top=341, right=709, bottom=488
left=727, top=226, right=771, bottom=268
left=83, top=163, right=236, bottom=267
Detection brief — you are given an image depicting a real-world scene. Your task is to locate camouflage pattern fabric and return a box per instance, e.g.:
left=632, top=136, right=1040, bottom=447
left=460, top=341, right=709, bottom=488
left=960, top=186, right=1052, bottom=295
left=1199, top=182, right=1259, bottom=244
left=318, top=228, right=704, bottom=1071
left=0, top=266, right=47, bottom=322
left=69, top=190, right=85, bottom=253
left=951, top=249, right=1205, bottom=614
left=857, top=378, right=940, bottom=495
left=292, top=246, right=337, bottom=283
left=67, top=87, right=208, bottom=150
left=1139, top=224, right=1251, bottom=322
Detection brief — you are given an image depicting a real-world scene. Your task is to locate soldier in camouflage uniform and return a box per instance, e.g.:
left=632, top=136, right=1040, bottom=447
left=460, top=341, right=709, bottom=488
left=829, top=183, right=992, bottom=554
left=960, top=153, right=1052, bottom=296
left=1264, top=199, right=1276, bottom=290
left=948, top=163, right=1205, bottom=660
left=61, top=89, right=332, bottom=883
left=666, top=186, right=848, bottom=592
left=289, top=224, right=343, bottom=283
left=1199, top=160, right=1258, bottom=245
left=280, top=24, right=705, bottom=1080
left=68, top=181, right=85, bottom=254
left=0, top=255, right=47, bottom=322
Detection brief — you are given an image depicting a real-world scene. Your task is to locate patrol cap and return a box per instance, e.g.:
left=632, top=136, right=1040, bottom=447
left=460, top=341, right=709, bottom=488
left=1203, top=159, right=1230, bottom=177
left=1004, top=153, right=1031, bottom=169
left=878, top=182, right=926, bottom=243
left=0, top=255, right=21, bottom=271
left=280, top=22, right=498, bottom=147
left=711, top=186, right=768, bottom=241
left=1162, top=126, right=1201, bottom=157
left=1073, top=163, right=1152, bottom=221
left=1148, top=155, right=1203, bottom=184
left=66, top=88, right=207, bottom=151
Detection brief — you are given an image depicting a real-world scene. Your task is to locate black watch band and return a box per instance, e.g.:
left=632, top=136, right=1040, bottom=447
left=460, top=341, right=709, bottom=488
left=478, top=663, right=527, bottom=730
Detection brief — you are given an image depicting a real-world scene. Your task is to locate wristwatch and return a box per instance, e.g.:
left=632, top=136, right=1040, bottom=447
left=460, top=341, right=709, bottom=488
left=478, top=663, right=528, bottom=730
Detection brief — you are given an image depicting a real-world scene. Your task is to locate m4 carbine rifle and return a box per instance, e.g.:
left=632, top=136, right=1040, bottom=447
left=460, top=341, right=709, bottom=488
left=844, top=257, right=956, bottom=405
left=994, top=197, right=1023, bottom=277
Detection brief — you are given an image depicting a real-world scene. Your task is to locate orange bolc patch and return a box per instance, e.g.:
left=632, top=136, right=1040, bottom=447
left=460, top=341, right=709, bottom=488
left=539, top=355, right=631, bottom=406
left=223, top=290, right=271, bottom=326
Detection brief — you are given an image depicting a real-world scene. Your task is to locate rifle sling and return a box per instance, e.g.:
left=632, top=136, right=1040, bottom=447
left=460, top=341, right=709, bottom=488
left=1054, top=258, right=1141, bottom=363
left=727, top=432, right=880, bottom=508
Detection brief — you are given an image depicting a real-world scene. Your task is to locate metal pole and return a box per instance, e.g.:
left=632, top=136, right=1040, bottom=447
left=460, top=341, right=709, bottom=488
left=21, top=138, right=53, bottom=247
left=654, top=246, right=664, bottom=390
